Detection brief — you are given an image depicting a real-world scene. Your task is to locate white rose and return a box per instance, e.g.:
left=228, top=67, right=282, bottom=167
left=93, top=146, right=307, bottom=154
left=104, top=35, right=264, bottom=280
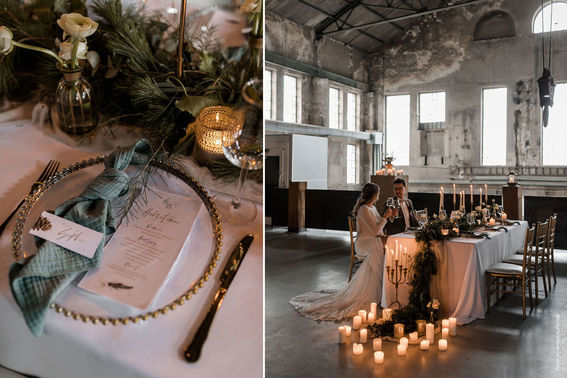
left=432, top=299, right=440, bottom=310
left=57, top=13, right=98, bottom=39
left=240, top=0, right=261, bottom=13
left=0, top=26, right=13, bottom=55
left=58, top=40, right=87, bottom=61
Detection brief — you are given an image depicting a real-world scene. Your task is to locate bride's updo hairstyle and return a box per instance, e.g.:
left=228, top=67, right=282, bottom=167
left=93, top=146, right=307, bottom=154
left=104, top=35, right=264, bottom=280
left=352, top=182, right=379, bottom=217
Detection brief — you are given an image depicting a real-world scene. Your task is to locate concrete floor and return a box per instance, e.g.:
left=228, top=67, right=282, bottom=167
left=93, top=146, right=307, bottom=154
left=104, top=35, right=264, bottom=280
left=266, top=227, right=567, bottom=378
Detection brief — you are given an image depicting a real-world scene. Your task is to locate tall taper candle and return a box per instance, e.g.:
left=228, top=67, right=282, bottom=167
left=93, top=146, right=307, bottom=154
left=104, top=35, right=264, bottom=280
left=453, top=184, right=456, bottom=209
left=484, top=184, right=488, bottom=203
left=479, top=188, right=483, bottom=206
left=470, top=184, right=473, bottom=211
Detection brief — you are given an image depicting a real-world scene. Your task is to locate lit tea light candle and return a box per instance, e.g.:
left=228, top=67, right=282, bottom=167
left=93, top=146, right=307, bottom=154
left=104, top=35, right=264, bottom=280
left=502, top=213, right=508, bottom=221
left=449, top=317, right=457, bottom=336
left=338, top=326, right=347, bottom=344
left=489, top=218, right=496, bottom=226
left=400, top=337, right=409, bottom=348
left=374, top=351, right=384, bottom=364
left=452, top=227, right=459, bottom=235
left=397, top=344, right=407, bottom=356
left=194, top=106, right=243, bottom=163
left=409, top=332, right=418, bottom=343
left=382, top=308, right=393, bottom=321
left=420, top=340, right=430, bottom=350
left=371, top=302, right=377, bottom=315
left=442, top=328, right=449, bottom=339
left=393, top=323, right=405, bottom=339
left=373, top=338, right=382, bottom=351
left=441, top=229, right=449, bottom=236
left=416, top=320, right=427, bottom=336
left=438, top=339, right=448, bottom=351
left=353, top=343, right=363, bottom=355
left=441, top=319, right=449, bottom=329
left=345, top=326, right=352, bottom=336
left=358, top=310, right=367, bottom=323
left=353, top=316, right=362, bottom=330
left=426, top=323, right=435, bottom=344
left=368, top=312, right=376, bottom=324
left=360, top=329, right=368, bottom=343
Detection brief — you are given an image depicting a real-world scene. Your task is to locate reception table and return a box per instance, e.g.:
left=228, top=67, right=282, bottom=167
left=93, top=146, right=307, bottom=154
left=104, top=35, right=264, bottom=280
left=382, top=221, right=528, bottom=324
left=0, top=104, right=262, bottom=378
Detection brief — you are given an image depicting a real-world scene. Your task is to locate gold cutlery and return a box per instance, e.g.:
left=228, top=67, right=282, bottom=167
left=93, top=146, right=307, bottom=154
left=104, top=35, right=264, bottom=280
left=184, top=234, right=255, bottom=362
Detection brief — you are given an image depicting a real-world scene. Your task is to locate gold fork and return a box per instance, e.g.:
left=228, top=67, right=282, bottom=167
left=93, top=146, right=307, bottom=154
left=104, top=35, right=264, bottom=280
left=0, top=160, right=60, bottom=235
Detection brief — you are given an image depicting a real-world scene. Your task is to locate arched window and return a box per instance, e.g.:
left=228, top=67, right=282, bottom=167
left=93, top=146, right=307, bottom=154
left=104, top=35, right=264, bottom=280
left=533, top=1, right=567, bottom=33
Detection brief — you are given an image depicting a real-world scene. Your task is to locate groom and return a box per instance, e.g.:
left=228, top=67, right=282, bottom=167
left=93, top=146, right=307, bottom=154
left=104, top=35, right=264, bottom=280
left=384, top=178, right=419, bottom=235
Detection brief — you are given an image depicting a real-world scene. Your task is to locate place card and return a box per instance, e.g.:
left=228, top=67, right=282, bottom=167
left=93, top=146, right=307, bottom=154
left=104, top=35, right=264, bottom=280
left=29, top=211, right=103, bottom=259
left=79, top=188, right=202, bottom=309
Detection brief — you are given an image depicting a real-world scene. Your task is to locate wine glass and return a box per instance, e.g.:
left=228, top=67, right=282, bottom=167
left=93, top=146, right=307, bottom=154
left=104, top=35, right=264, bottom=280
left=467, top=213, right=475, bottom=229
left=393, top=197, right=401, bottom=219
left=219, top=79, right=263, bottom=225
left=438, top=209, right=447, bottom=221
left=386, top=198, right=395, bottom=218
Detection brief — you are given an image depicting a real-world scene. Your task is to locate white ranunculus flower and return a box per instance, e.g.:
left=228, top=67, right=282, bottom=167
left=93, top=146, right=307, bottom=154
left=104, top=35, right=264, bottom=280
left=57, top=13, right=98, bottom=39
left=240, top=0, right=261, bottom=13
left=58, top=40, right=87, bottom=61
left=432, top=299, right=440, bottom=310
left=0, top=26, right=14, bottom=55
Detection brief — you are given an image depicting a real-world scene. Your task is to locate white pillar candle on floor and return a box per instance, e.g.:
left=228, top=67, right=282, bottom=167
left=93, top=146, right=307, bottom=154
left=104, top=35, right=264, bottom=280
left=353, top=343, right=363, bottom=355
left=420, top=340, right=430, bottom=350
left=449, top=317, right=457, bottom=336
left=373, top=338, right=382, bottom=351
left=409, top=332, right=418, bottom=342
left=502, top=213, right=508, bottom=221
left=353, top=316, right=362, bottom=330
left=345, top=325, right=352, bottom=336
left=338, top=326, right=347, bottom=344
left=358, top=310, right=367, bottom=323
left=426, top=323, right=435, bottom=343
left=382, top=308, right=392, bottom=321
left=374, top=351, right=384, bottom=364
left=371, top=302, right=377, bottom=315
left=441, top=319, right=449, bottom=329
left=360, top=329, right=368, bottom=343
left=442, top=328, right=449, bottom=340
left=438, top=339, right=448, bottom=351
left=397, top=344, right=407, bottom=356
left=368, top=312, right=375, bottom=324
left=393, top=323, right=405, bottom=339
left=400, top=337, right=408, bottom=347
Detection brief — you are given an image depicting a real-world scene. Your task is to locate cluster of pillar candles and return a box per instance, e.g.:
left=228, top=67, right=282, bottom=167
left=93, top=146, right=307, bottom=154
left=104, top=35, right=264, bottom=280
left=375, top=169, right=404, bottom=176
left=338, top=303, right=458, bottom=364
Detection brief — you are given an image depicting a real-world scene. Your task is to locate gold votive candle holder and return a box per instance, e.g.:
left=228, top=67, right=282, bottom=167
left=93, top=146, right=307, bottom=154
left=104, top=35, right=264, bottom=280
left=194, top=106, right=244, bottom=164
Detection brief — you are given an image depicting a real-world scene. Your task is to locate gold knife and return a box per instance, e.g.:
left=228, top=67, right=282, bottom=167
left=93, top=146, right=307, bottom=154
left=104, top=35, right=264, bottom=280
left=184, top=234, right=255, bottom=362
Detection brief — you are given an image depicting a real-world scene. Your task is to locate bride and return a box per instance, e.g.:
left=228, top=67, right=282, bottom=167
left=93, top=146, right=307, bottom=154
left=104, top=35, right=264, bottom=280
left=289, top=183, right=392, bottom=321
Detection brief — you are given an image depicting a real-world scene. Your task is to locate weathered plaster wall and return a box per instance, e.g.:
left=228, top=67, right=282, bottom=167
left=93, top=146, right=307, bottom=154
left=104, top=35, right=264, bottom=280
left=372, top=0, right=567, bottom=180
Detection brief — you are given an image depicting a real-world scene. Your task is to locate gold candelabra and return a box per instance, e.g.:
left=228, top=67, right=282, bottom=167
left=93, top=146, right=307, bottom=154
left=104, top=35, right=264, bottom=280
left=386, top=260, right=408, bottom=309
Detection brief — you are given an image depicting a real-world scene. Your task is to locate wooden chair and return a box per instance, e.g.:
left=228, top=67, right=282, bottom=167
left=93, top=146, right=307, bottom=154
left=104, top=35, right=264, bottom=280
left=547, top=213, right=558, bottom=287
left=347, top=216, right=363, bottom=282
left=504, top=220, right=549, bottom=303
left=486, top=225, right=535, bottom=319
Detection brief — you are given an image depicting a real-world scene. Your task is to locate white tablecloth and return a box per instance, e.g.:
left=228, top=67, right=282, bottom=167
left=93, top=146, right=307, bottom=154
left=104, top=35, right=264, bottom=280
left=0, top=105, right=263, bottom=378
left=382, top=222, right=528, bottom=324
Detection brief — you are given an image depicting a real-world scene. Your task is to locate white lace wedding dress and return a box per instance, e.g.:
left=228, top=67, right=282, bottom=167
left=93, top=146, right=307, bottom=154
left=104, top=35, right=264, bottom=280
left=289, top=205, right=387, bottom=321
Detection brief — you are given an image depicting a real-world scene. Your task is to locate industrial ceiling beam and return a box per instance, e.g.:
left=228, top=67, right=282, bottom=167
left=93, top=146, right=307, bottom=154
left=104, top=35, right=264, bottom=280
left=295, top=0, right=386, bottom=45
left=320, top=0, right=489, bottom=36
left=315, top=0, right=363, bottom=36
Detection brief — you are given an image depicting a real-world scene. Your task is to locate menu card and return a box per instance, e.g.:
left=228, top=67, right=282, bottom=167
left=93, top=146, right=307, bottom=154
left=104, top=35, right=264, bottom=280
left=79, top=188, right=202, bottom=309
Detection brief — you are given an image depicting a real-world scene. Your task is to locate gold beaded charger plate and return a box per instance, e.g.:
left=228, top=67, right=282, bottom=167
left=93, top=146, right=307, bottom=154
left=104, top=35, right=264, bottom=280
left=11, top=156, right=223, bottom=326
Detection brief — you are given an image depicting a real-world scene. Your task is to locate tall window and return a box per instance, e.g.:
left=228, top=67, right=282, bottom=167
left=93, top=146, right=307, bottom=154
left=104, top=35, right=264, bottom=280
left=385, top=95, right=410, bottom=165
left=347, top=144, right=358, bottom=184
left=283, top=74, right=299, bottom=123
left=346, top=92, right=358, bottom=131
left=533, top=2, right=567, bottom=33
left=482, top=87, right=507, bottom=166
left=329, top=87, right=341, bottom=129
left=264, top=69, right=273, bottom=120
left=419, top=91, right=445, bottom=128
left=543, top=83, right=567, bottom=165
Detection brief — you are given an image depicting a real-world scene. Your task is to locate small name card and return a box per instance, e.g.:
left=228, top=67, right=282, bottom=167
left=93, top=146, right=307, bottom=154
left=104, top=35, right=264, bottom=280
left=29, top=211, right=104, bottom=259
left=79, top=188, right=202, bottom=309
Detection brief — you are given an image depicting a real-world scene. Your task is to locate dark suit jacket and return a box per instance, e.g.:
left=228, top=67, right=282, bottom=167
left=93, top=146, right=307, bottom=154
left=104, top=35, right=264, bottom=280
left=383, top=198, right=419, bottom=236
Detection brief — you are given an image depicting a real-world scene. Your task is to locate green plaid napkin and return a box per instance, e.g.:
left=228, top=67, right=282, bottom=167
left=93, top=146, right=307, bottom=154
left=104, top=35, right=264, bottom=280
left=9, top=139, right=154, bottom=337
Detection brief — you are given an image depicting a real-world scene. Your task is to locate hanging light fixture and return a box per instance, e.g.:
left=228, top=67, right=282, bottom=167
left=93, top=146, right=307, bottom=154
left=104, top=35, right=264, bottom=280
left=537, top=0, right=556, bottom=127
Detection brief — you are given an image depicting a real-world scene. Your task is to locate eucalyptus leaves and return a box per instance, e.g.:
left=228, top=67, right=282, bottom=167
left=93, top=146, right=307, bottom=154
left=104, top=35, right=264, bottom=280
left=0, top=13, right=98, bottom=70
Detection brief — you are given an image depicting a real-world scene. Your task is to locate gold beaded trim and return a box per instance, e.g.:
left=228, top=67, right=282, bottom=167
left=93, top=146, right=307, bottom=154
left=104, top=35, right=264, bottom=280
left=11, top=156, right=223, bottom=326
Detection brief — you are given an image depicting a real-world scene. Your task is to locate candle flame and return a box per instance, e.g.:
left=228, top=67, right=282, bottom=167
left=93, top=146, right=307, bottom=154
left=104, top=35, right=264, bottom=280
left=215, top=113, right=220, bottom=122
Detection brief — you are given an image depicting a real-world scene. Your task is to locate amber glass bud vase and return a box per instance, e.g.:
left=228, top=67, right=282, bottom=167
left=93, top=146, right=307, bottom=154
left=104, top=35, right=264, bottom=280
left=55, top=61, right=97, bottom=134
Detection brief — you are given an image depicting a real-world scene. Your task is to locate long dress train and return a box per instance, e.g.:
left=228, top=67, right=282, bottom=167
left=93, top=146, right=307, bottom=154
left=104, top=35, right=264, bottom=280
left=289, top=205, right=387, bottom=321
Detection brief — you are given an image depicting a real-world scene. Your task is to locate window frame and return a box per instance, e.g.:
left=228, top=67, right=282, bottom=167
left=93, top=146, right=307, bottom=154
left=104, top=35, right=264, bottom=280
left=418, top=91, right=446, bottom=130
left=283, top=73, right=301, bottom=124
left=264, top=68, right=275, bottom=120
left=346, top=91, right=359, bottom=131
left=532, top=1, right=567, bottom=34
left=346, top=144, right=359, bottom=184
left=328, top=86, right=342, bottom=129
left=542, top=81, right=567, bottom=165
left=481, top=86, right=508, bottom=166
left=385, top=93, right=411, bottom=166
